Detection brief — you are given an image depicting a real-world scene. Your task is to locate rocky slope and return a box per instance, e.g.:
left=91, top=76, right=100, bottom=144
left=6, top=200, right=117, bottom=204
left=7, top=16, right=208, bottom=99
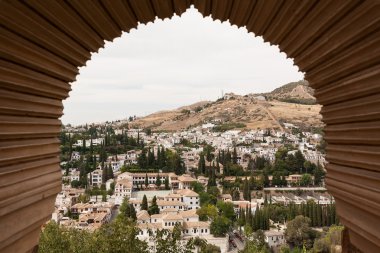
left=131, top=80, right=323, bottom=132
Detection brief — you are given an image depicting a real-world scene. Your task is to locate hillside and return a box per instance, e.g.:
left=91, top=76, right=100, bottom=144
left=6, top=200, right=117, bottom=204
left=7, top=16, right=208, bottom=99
left=263, top=80, right=316, bottom=105
left=131, top=80, right=323, bottom=132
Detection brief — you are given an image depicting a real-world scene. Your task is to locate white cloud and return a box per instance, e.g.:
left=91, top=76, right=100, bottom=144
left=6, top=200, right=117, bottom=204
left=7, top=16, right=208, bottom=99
left=62, top=7, right=304, bottom=125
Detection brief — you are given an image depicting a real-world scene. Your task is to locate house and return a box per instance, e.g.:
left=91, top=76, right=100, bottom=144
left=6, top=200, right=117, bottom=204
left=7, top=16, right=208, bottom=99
left=136, top=209, right=211, bottom=244
left=178, top=174, right=197, bottom=189
left=264, top=230, right=286, bottom=248
left=69, top=170, right=80, bottom=182
left=114, top=178, right=133, bottom=205
left=87, top=169, right=103, bottom=187
left=176, top=189, right=200, bottom=210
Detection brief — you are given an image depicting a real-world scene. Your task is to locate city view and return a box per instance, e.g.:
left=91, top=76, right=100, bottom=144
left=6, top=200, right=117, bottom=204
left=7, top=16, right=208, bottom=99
left=1, top=2, right=378, bottom=253
left=31, top=7, right=340, bottom=253
left=46, top=78, right=341, bottom=253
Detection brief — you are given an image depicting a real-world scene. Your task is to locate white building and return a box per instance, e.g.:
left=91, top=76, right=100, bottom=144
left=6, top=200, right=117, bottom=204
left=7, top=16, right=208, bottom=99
left=87, top=169, right=103, bottom=187
left=114, top=178, right=133, bottom=205
left=136, top=209, right=212, bottom=249
left=264, top=230, right=286, bottom=248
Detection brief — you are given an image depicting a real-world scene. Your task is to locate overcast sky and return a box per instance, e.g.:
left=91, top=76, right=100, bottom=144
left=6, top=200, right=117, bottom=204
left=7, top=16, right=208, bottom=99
left=61, top=7, right=304, bottom=125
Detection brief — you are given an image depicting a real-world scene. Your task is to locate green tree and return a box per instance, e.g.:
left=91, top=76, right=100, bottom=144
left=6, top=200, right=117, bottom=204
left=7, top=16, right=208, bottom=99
left=210, top=216, right=231, bottom=237
left=156, top=173, right=162, bottom=187
left=148, top=195, right=160, bottom=215
left=232, top=147, right=238, bottom=164
left=216, top=201, right=236, bottom=222
left=38, top=221, right=71, bottom=253
left=164, top=176, right=170, bottom=190
left=145, top=173, right=149, bottom=188
left=71, top=180, right=81, bottom=188
left=119, top=197, right=137, bottom=221
left=198, top=154, right=206, bottom=175
left=95, top=218, right=148, bottom=253
left=300, top=174, right=312, bottom=186
left=285, top=215, right=317, bottom=249
left=295, top=151, right=306, bottom=173
left=200, top=243, right=221, bottom=253
left=152, top=224, right=195, bottom=253
left=138, top=148, right=147, bottom=169
left=141, top=194, right=148, bottom=211
left=191, top=181, right=205, bottom=194
left=207, top=167, right=217, bottom=187
left=197, top=204, right=218, bottom=221
left=313, top=163, right=325, bottom=186
left=193, top=237, right=207, bottom=253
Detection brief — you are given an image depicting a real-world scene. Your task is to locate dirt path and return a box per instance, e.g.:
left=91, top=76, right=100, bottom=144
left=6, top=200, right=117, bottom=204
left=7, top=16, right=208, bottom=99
left=259, top=103, right=284, bottom=132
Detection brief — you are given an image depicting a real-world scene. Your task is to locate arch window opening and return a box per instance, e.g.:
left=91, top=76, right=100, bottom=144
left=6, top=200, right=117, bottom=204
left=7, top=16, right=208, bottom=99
left=47, top=7, right=333, bottom=253
left=1, top=2, right=378, bottom=253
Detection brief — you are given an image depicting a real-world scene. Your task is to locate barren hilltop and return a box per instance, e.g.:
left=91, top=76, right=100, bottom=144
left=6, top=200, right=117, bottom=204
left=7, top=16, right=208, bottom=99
left=131, top=80, right=323, bottom=131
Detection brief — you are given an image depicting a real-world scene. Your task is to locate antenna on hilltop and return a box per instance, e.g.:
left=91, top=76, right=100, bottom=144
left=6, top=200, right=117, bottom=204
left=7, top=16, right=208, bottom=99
left=221, top=90, right=224, bottom=98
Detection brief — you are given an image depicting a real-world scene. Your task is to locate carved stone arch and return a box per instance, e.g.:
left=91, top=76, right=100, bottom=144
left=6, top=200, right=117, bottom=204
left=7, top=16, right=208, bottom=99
left=0, top=1, right=379, bottom=252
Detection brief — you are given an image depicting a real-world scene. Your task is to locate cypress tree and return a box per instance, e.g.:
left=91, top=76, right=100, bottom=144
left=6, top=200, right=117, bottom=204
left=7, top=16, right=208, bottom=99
left=102, top=166, right=107, bottom=183
left=82, top=137, right=86, bottom=154
left=225, top=150, right=231, bottom=164
left=148, top=195, right=160, bottom=215
left=312, top=203, right=317, bottom=226
left=160, top=147, right=166, bottom=167
left=156, top=173, right=162, bottom=187
left=145, top=173, right=149, bottom=188
left=108, top=165, right=114, bottom=180
left=198, top=154, right=206, bottom=175
left=130, top=204, right=137, bottom=221
left=232, top=147, right=238, bottom=164
left=207, top=167, right=216, bottom=187
left=141, top=194, right=148, bottom=211
left=206, top=148, right=212, bottom=163
left=164, top=176, right=170, bottom=190
left=316, top=204, right=322, bottom=227
left=157, top=146, right=161, bottom=168
left=138, top=148, right=147, bottom=170
left=148, top=148, right=155, bottom=167
left=90, top=138, right=93, bottom=154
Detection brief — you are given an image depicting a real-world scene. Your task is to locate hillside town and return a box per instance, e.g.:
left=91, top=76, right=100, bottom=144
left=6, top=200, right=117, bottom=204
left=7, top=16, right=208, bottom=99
left=44, top=115, right=343, bottom=253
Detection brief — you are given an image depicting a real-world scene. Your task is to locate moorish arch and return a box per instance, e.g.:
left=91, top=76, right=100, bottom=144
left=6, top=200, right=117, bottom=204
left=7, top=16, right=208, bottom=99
left=0, top=0, right=379, bottom=252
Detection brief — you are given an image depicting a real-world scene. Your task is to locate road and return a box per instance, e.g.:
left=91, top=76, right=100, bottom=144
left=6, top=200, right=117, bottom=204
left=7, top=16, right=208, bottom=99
left=228, top=232, right=245, bottom=252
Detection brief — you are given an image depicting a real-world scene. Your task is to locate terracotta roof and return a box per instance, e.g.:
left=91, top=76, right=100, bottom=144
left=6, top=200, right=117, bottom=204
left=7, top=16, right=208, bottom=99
left=183, top=221, right=210, bottom=229
left=137, top=223, right=163, bottom=230
left=151, top=213, right=165, bottom=219
left=165, top=193, right=182, bottom=198
left=178, top=175, right=197, bottom=182
left=176, top=189, right=199, bottom=197
left=136, top=210, right=150, bottom=220
left=157, top=200, right=185, bottom=206
left=179, top=209, right=198, bottom=218
left=162, top=213, right=183, bottom=220
left=161, top=208, right=178, bottom=213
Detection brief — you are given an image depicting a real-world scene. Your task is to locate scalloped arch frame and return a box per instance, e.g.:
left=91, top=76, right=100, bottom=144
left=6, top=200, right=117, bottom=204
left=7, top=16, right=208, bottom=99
left=1, top=1, right=379, bottom=252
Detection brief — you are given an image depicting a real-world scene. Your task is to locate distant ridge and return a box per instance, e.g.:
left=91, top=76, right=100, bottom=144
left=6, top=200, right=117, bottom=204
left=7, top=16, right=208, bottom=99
left=131, top=80, right=322, bottom=131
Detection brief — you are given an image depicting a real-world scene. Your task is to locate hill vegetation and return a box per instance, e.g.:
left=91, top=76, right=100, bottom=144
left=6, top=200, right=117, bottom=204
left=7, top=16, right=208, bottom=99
left=131, top=80, right=322, bottom=132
